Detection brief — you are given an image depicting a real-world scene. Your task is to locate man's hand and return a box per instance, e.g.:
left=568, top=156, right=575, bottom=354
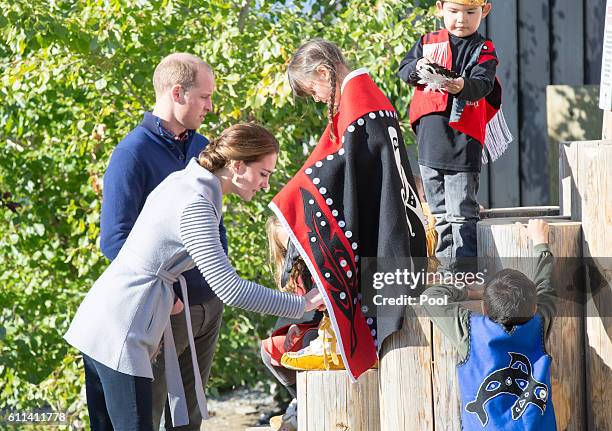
left=516, top=219, right=550, bottom=247
left=171, top=298, right=184, bottom=315
left=444, top=78, right=465, bottom=95
left=284, top=324, right=302, bottom=350
left=304, top=288, right=325, bottom=312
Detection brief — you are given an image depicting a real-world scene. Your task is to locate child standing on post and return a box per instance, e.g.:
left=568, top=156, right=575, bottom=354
left=398, top=0, right=512, bottom=272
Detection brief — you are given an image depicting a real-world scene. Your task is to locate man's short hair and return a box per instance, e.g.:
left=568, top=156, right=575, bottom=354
left=483, top=269, right=537, bottom=326
left=152, top=53, right=212, bottom=96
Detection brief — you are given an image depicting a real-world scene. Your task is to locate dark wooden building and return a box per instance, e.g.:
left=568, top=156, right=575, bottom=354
left=475, top=0, right=606, bottom=207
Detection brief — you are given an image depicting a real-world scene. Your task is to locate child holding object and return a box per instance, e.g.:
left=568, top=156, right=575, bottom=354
left=398, top=0, right=512, bottom=272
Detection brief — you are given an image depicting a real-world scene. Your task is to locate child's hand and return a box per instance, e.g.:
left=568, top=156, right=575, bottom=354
left=284, top=325, right=302, bottom=350
left=515, top=219, right=550, bottom=246
left=444, top=78, right=464, bottom=95
left=170, top=298, right=184, bottom=315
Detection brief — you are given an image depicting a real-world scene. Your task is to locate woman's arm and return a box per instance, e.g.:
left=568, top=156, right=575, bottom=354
left=180, top=197, right=306, bottom=319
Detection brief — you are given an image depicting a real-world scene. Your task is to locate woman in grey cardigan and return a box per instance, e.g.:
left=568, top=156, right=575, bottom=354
left=65, top=123, right=323, bottom=431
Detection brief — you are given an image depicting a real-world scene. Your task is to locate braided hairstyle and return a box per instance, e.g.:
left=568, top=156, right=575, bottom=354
left=198, top=123, right=279, bottom=172
left=287, top=39, right=348, bottom=142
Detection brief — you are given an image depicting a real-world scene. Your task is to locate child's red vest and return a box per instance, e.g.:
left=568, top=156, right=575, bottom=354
left=409, top=30, right=511, bottom=162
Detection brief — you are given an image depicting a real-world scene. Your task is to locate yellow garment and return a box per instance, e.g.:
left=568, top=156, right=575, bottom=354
left=280, top=315, right=345, bottom=371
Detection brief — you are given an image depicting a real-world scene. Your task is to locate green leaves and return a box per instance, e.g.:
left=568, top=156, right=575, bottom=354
left=0, top=0, right=433, bottom=419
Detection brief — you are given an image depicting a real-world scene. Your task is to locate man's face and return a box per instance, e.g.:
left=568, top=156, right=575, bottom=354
left=175, top=68, right=214, bottom=131
left=437, top=2, right=490, bottom=38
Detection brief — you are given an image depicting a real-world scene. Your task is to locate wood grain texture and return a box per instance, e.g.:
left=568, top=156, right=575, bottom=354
left=297, top=369, right=380, bottom=431
left=477, top=217, right=585, bottom=430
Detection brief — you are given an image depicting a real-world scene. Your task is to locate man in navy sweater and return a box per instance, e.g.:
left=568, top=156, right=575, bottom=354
left=98, top=53, right=227, bottom=430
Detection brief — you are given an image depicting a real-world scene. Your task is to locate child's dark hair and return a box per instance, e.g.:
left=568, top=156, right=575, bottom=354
left=483, top=269, right=537, bottom=326
left=287, top=39, right=348, bottom=141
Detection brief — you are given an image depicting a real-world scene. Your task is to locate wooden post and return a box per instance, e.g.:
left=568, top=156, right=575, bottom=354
left=603, top=110, right=612, bottom=140
left=297, top=369, right=379, bottom=431
left=378, top=307, right=433, bottom=431
left=477, top=217, right=585, bottom=431
left=559, top=141, right=612, bottom=431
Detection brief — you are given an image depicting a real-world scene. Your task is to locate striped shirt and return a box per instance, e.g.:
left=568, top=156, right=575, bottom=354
left=180, top=197, right=306, bottom=319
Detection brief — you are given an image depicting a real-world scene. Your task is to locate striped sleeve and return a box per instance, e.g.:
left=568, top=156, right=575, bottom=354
left=179, top=197, right=305, bottom=319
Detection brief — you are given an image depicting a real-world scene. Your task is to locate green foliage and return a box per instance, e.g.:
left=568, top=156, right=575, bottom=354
left=0, top=0, right=434, bottom=425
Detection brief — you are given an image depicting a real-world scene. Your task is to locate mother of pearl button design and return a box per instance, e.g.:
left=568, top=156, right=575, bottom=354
left=311, top=237, right=316, bottom=242
left=326, top=155, right=334, bottom=160
left=316, top=212, right=321, bottom=217
left=332, top=210, right=339, bottom=216
left=319, top=187, right=327, bottom=194
left=320, top=221, right=326, bottom=226
left=305, top=168, right=312, bottom=175
left=367, top=318, right=373, bottom=325
left=326, top=198, right=333, bottom=205
left=345, top=231, right=353, bottom=238
left=346, top=270, right=353, bottom=278
left=348, top=125, right=355, bottom=132
left=313, top=178, right=320, bottom=185
left=338, top=221, right=346, bottom=228
left=352, top=242, right=358, bottom=250
left=309, top=199, right=314, bottom=205
left=338, top=148, right=345, bottom=156
left=315, top=161, right=323, bottom=167
left=340, top=259, right=347, bottom=267
left=339, top=292, right=346, bottom=300
left=357, top=118, right=364, bottom=126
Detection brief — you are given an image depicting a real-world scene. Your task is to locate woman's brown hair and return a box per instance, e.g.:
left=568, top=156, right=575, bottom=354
left=287, top=39, right=348, bottom=142
left=198, top=123, right=279, bottom=172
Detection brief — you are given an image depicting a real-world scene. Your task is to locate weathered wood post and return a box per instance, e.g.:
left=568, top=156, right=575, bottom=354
left=296, top=369, right=380, bottom=431
left=477, top=217, right=585, bottom=431
left=378, top=308, right=434, bottom=431
left=559, top=140, right=612, bottom=431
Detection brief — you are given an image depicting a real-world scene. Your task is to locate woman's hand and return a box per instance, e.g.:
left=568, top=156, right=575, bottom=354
left=304, top=288, right=325, bottom=312
left=284, top=325, right=302, bottom=350
left=171, top=298, right=184, bottom=315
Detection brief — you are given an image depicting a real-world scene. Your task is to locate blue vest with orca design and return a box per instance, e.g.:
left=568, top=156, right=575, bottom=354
left=458, top=313, right=556, bottom=430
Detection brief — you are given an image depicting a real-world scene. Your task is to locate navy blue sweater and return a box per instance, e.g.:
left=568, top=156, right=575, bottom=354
left=100, top=111, right=228, bottom=305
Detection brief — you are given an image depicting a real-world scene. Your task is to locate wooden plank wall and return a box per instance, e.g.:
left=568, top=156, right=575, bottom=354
left=475, top=0, right=606, bottom=208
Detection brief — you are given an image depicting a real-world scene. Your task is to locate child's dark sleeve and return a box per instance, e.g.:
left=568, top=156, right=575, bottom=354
left=457, top=40, right=499, bottom=102
left=398, top=38, right=424, bottom=85
left=533, top=244, right=556, bottom=339
left=422, top=285, right=471, bottom=361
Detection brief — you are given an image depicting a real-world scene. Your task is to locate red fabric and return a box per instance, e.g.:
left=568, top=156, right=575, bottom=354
left=261, top=322, right=319, bottom=366
left=409, top=29, right=501, bottom=147
left=271, top=73, right=411, bottom=380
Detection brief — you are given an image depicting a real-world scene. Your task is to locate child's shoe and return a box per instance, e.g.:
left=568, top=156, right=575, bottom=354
left=269, top=398, right=297, bottom=431
left=280, top=315, right=345, bottom=371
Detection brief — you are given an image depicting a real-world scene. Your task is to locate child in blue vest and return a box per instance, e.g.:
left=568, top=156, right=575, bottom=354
left=423, top=219, right=557, bottom=430
left=398, top=0, right=512, bottom=272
